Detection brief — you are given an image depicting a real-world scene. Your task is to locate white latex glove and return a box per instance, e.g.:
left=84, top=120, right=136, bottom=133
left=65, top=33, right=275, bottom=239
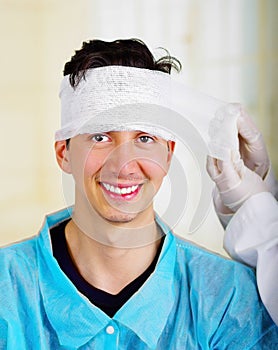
left=207, top=155, right=267, bottom=213
left=207, top=104, right=277, bottom=226
left=237, top=105, right=278, bottom=197
left=236, top=105, right=270, bottom=178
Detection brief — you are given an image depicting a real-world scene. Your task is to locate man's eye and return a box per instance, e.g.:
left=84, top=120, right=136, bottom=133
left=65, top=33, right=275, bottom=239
left=138, top=135, right=155, bottom=144
left=91, top=134, right=110, bottom=142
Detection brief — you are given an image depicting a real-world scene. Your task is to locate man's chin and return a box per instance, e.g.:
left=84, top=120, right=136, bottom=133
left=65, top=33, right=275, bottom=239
left=104, top=213, right=137, bottom=224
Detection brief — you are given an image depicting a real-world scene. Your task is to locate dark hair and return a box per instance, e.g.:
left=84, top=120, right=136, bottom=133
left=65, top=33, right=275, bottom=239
left=63, top=38, right=182, bottom=88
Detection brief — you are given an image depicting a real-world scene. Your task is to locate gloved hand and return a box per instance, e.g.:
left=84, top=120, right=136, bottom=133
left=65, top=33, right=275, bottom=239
left=207, top=104, right=272, bottom=225
left=207, top=155, right=267, bottom=213
left=236, top=104, right=270, bottom=179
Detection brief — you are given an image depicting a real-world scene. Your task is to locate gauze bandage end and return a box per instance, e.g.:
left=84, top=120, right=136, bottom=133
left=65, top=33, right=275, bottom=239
left=208, top=103, right=241, bottom=162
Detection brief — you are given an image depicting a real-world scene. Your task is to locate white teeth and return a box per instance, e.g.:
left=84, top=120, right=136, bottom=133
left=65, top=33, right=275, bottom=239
left=102, top=183, right=139, bottom=195
left=103, top=183, right=110, bottom=191
left=115, top=187, right=121, bottom=194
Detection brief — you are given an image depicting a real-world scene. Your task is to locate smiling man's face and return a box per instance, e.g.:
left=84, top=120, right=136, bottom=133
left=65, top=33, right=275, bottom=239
left=56, top=131, right=175, bottom=225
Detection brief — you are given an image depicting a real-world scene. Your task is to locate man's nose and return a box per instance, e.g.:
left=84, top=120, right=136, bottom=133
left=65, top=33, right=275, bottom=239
left=103, top=142, right=142, bottom=178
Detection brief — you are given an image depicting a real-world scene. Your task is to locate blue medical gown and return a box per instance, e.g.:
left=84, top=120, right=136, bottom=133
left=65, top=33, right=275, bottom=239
left=0, top=208, right=277, bottom=349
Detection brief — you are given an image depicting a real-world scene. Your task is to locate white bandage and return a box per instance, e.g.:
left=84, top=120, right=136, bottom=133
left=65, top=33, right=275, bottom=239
left=56, top=66, right=175, bottom=141
left=55, top=65, right=239, bottom=162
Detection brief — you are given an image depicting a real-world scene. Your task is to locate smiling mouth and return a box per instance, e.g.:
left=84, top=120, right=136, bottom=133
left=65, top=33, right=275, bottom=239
left=100, top=182, right=142, bottom=199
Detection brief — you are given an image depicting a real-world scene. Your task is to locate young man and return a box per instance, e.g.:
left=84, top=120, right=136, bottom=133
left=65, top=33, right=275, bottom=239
left=0, top=39, right=277, bottom=349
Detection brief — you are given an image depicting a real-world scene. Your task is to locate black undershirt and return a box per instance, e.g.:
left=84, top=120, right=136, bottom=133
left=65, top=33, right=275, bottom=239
left=50, top=219, right=165, bottom=318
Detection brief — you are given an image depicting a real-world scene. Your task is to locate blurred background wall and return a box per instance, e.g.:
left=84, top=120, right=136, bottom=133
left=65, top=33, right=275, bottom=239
left=0, top=0, right=277, bottom=255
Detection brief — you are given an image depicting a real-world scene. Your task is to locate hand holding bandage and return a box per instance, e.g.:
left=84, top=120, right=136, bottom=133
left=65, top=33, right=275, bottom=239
left=207, top=155, right=267, bottom=213
left=207, top=104, right=270, bottom=218
left=237, top=106, right=270, bottom=179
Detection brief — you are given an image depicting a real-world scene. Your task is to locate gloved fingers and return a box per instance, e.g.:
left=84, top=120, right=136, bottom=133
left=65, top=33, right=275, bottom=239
left=215, top=160, right=242, bottom=190
left=212, top=186, right=234, bottom=215
left=207, top=155, right=242, bottom=191
left=239, top=146, right=269, bottom=177
left=220, top=167, right=267, bottom=212
left=239, top=133, right=270, bottom=177
left=207, top=160, right=234, bottom=221
left=206, top=155, right=240, bottom=184
left=206, top=155, right=221, bottom=180
left=237, top=109, right=261, bottom=145
left=207, top=103, right=271, bottom=217
left=236, top=108, right=270, bottom=178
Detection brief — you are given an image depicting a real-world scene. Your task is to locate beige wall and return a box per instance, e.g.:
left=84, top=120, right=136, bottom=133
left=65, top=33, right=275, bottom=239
left=0, top=0, right=277, bottom=257
left=0, top=1, right=94, bottom=243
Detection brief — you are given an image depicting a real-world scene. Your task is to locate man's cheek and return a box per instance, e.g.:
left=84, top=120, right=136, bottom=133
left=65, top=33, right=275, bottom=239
left=141, top=158, right=169, bottom=178
left=81, top=154, right=102, bottom=174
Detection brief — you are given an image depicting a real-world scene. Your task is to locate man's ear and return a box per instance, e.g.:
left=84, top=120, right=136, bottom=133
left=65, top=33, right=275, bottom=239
left=167, top=141, right=175, bottom=164
left=55, top=141, right=72, bottom=174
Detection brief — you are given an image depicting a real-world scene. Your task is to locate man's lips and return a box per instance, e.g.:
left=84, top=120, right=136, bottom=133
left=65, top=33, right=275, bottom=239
left=100, top=182, right=143, bottom=199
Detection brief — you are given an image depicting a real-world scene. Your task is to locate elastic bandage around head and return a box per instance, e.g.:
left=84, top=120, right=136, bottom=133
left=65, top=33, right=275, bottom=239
left=56, top=65, right=241, bottom=161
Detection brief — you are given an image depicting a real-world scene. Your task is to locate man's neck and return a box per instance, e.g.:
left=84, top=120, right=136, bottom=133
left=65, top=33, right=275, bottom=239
left=64, top=200, right=162, bottom=294
left=65, top=219, right=162, bottom=295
